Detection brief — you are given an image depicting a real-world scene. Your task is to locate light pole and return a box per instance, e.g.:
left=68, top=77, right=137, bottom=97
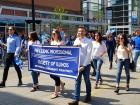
left=32, top=0, right=35, bottom=31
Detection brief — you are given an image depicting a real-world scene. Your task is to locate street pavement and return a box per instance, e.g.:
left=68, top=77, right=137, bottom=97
left=0, top=56, right=140, bottom=105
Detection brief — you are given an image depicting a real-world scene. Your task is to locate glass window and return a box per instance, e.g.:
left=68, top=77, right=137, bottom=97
left=110, top=0, right=128, bottom=6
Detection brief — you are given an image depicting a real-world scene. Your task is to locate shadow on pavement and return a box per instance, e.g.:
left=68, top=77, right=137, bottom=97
left=7, top=83, right=54, bottom=93
left=60, top=89, right=86, bottom=99
left=102, top=74, right=137, bottom=80
left=79, top=96, right=120, bottom=105
left=119, top=87, right=140, bottom=95
left=0, top=91, right=53, bottom=105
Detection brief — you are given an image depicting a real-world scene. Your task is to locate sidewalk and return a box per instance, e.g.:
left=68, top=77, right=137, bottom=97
left=0, top=57, right=140, bottom=105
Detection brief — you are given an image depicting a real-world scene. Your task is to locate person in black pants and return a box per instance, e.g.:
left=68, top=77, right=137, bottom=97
left=0, top=26, right=22, bottom=88
left=50, top=29, right=65, bottom=99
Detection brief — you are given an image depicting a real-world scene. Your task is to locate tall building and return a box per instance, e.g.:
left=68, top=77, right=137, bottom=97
left=83, top=0, right=107, bottom=33
left=107, top=0, right=140, bottom=35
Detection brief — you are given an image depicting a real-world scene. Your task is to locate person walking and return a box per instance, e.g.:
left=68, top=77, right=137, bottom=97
left=0, top=26, right=22, bottom=88
left=114, top=33, right=131, bottom=94
left=27, top=31, right=41, bottom=92
left=91, top=32, right=107, bottom=89
left=50, top=29, right=65, bottom=99
left=106, top=33, right=116, bottom=70
left=132, top=29, right=140, bottom=72
left=68, top=26, right=92, bottom=105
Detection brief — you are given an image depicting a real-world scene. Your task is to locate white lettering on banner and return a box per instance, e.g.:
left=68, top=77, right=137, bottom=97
left=51, top=62, right=56, bottom=66
left=59, top=69, right=73, bottom=73
left=38, top=60, right=69, bottom=68
left=56, top=62, right=69, bottom=68
left=34, top=48, right=72, bottom=55
left=35, top=65, right=45, bottom=69
left=46, top=67, right=58, bottom=71
left=34, top=48, right=49, bottom=54
left=38, top=60, right=50, bottom=66
left=49, top=49, right=72, bottom=55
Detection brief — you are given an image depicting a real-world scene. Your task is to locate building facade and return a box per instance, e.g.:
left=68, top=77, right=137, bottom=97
left=107, top=0, right=140, bottom=35
left=83, top=0, right=107, bottom=33
left=0, top=0, right=83, bottom=35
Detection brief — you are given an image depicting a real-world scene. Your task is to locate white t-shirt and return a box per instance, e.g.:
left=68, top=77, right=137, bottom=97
left=28, top=40, right=40, bottom=49
left=51, top=40, right=65, bottom=46
left=117, top=45, right=130, bottom=59
left=91, top=41, right=107, bottom=59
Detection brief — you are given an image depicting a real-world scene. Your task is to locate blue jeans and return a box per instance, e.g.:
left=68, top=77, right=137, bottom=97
left=93, top=58, right=103, bottom=83
left=116, top=59, right=130, bottom=84
left=74, top=64, right=91, bottom=101
left=133, top=50, right=140, bottom=68
left=31, top=71, right=39, bottom=85
left=107, top=49, right=114, bottom=62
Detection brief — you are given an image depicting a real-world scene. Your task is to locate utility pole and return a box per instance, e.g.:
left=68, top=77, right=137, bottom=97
left=32, top=0, right=35, bottom=31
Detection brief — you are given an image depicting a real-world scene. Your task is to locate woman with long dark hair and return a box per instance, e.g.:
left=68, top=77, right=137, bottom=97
left=91, top=32, right=107, bottom=89
left=27, top=31, right=40, bottom=92
left=114, top=33, right=131, bottom=94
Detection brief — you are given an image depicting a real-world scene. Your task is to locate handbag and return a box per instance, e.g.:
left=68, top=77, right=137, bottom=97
left=129, top=60, right=136, bottom=72
left=129, top=52, right=136, bottom=72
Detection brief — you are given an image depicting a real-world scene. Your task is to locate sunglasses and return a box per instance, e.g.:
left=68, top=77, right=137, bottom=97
left=119, top=37, right=124, bottom=40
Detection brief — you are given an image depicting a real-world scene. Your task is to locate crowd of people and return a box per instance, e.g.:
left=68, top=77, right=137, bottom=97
left=0, top=26, right=140, bottom=105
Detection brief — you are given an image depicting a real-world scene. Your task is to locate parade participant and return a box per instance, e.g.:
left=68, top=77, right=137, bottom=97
left=27, top=31, right=41, bottom=92
left=0, top=26, right=22, bottom=87
left=68, top=26, right=92, bottom=105
left=50, top=29, right=65, bottom=99
left=91, top=32, right=107, bottom=89
left=114, top=33, right=131, bottom=94
left=106, top=33, right=116, bottom=70
left=132, top=29, right=140, bottom=72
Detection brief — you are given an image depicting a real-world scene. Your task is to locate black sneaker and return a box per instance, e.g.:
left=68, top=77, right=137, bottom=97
left=125, top=85, right=130, bottom=91
left=68, top=101, right=79, bottom=105
left=91, top=72, right=96, bottom=76
left=84, top=96, right=91, bottom=103
left=0, top=82, right=5, bottom=88
left=18, top=80, right=23, bottom=86
left=114, top=87, right=119, bottom=94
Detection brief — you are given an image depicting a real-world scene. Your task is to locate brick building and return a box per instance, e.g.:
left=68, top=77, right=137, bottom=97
left=0, top=0, right=83, bottom=35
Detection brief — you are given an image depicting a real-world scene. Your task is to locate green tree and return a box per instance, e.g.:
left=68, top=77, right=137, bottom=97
left=52, top=6, right=68, bottom=27
left=96, top=9, right=104, bottom=21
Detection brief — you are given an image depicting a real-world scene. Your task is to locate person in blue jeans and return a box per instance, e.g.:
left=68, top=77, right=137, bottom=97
left=115, top=33, right=131, bottom=94
left=68, top=26, right=92, bottom=105
left=132, top=29, right=140, bottom=72
left=93, top=58, right=103, bottom=85
left=92, top=32, right=107, bottom=89
left=27, top=31, right=41, bottom=92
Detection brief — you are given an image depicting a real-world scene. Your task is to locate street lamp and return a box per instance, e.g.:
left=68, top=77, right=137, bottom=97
left=32, top=0, right=35, bottom=31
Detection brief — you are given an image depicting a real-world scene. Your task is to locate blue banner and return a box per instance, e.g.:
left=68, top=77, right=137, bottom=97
left=28, top=45, right=80, bottom=79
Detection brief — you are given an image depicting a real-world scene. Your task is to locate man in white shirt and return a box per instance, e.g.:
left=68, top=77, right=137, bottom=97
left=68, top=26, right=92, bottom=105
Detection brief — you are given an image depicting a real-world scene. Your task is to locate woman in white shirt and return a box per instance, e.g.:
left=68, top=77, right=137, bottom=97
left=27, top=32, right=41, bottom=92
left=114, top=33, right=131, bottom=94
left=50, top=29, right=65, bottom=99
left=91, top=32, right=107, bottom=89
